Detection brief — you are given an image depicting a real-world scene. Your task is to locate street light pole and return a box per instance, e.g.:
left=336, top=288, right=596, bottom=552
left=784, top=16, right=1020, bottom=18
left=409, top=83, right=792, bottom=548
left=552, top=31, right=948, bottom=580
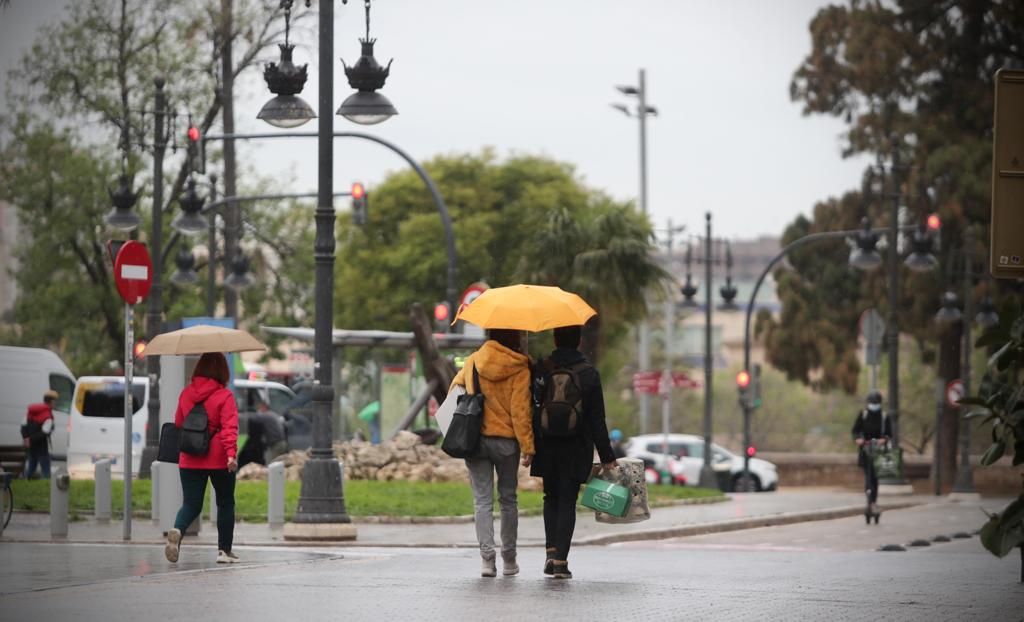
left=952, top=228, right=977, bottom=494
left=140, top=77, right=167, bottom=478
left=287, top=0, right=353, bottom=538
left=885, top=142, right=905, bottom=482
left=698, top=212, right=716, bottom=488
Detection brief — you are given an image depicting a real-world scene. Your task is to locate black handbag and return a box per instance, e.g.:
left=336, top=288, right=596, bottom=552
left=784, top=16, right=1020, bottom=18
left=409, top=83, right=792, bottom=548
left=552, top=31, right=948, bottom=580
left=441, top=364, right=484, bottom=459
left=157, top=422, right=180, bottom=464
left=179, top=401, right=212, bottom=456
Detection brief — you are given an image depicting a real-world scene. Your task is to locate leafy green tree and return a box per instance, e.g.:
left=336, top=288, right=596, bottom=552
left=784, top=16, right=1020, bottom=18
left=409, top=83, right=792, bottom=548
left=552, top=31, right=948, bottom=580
left=766, top=1, right=1024, bottom=395
left=0, top=0, right=305, bottom=372
left=333, top=150, right=666, bottom=366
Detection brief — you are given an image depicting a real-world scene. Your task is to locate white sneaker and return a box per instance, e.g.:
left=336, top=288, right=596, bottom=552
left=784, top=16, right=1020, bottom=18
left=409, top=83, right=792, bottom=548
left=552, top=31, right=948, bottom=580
left=217, top=550, right=240, bottom=564
left=502, top=553, right=519, bottom=576
left=480, top=556, right=497, bottom=577
left=164, top=528, right=181, bottom=563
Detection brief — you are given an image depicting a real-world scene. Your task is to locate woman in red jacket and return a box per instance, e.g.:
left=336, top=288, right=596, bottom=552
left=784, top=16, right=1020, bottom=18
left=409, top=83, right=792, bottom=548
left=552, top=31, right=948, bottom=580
left=164, top=352, right=240, bottom=564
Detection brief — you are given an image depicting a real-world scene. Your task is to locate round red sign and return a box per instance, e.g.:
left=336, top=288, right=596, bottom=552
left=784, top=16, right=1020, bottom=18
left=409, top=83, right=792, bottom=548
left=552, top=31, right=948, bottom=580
left=113, top=240, right=153, bottom=305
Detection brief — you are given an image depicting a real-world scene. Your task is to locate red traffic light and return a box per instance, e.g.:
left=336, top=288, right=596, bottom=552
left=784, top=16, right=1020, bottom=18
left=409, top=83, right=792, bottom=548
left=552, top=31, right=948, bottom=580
left=351, top=182, right=366, bottom=200
left=736, top=370, right=751, bottom=389
left=433, top=302, right=450, bottom=322
left=133, top=338, right=147, bottom=359
left=746, top=445, right=756, bottom=458
left=926, top=213, right=941, bottom=230
left=187, top=126, right=200, bottom=142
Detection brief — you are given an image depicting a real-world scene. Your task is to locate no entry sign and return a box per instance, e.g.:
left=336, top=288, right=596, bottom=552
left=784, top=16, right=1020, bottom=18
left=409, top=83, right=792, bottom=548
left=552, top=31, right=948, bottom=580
left=113, top=241, right=152, bottom=305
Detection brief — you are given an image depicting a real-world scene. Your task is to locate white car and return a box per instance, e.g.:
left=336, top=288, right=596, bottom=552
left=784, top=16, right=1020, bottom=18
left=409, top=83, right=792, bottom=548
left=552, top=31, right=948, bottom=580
left=625, top=433, right=778, bottom=492
left=67, top=376, right=148, bottom=476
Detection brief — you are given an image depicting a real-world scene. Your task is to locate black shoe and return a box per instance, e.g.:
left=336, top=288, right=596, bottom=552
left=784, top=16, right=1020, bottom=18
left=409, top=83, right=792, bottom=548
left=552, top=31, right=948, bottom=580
left=543, top=547, right=556, bottom=576
left=552, top=560, right=572, bottom=579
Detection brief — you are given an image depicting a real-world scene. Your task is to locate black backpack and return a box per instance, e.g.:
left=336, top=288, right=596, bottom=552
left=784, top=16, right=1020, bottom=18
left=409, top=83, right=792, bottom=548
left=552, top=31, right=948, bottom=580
left=442, top=364, right=484, bottom=459
left=179, top=401, right=213, bottom=456
left=536, top=359, right=587, bottom=438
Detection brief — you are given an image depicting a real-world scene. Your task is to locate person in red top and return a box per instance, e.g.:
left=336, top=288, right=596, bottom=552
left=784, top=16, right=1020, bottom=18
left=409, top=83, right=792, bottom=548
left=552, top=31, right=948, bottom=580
left=22, top=390, right=58, bottom=479
left=164, top=352, right=240, bottom=565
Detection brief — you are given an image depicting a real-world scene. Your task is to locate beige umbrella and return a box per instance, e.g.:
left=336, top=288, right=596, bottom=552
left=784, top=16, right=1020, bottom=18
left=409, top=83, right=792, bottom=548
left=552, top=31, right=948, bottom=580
left=144, top=325, right=267, bottom=356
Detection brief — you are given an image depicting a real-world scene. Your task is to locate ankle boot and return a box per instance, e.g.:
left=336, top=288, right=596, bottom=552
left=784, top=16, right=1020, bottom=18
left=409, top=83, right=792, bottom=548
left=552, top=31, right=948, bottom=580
left=543, top=548, right=556, bottom=575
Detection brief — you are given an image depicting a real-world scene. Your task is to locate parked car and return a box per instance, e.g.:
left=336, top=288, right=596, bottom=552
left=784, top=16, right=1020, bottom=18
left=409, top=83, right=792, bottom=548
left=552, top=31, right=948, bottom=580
left=66, top=376, right=148, bottom=475
left=0, top=346, right=76, bottom=461
left=625, top=433, right=778, bottom=492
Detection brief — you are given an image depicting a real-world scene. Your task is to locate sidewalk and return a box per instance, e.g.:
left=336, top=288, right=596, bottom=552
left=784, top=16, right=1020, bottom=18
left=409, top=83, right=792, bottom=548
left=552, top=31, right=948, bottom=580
left=0, top=489, right=929, bottom=548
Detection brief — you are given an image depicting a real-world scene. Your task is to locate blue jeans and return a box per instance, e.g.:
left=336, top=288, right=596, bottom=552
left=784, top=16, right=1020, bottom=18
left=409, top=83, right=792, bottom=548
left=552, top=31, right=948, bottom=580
left=25, top=445, right=51, bottom=479
left=174, top=468, right=236, bottom=552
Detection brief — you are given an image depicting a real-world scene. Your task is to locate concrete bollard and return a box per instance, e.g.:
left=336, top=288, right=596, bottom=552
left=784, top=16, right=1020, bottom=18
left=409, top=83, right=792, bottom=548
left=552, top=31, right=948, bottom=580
left=50, top=468, right=70, bottom=539
left=94, top=459, right=112, bottom=523
left=156, top=462, right=182, bottom=533
left=151, top=462, right=161, bottom=524
left=268, top=461, right=285, bottom=527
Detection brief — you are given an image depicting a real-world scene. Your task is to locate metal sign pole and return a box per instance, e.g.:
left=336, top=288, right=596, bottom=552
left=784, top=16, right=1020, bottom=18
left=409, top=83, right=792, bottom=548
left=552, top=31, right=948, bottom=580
left=123, top=302, right=134, bottom=541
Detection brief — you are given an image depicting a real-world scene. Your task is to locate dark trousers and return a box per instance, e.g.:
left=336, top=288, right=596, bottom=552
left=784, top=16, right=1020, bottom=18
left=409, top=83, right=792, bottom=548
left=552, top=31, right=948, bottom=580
left=543, top=474, right=581, bottom=562
left=25, top=444, right=51, bottom=479
left=175, top=468, right=236, bottom=551
left=863, top=458, right=879, bottom=504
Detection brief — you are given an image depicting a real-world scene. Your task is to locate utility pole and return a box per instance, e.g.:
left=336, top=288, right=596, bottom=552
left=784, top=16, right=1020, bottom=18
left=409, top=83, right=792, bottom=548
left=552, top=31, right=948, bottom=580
left=221, top=0, right=240, bottom=326
left=698, top=212, right=716, bottom=488
left=660, top=219, right=684, bottom=461
left=612, top=69, right=657, bottom=434
left=139, top=78, right=167, bottom=478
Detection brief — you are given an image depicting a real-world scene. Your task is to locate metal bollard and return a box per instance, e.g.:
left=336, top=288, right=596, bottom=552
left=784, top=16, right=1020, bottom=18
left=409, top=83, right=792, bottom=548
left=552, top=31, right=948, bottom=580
left=151, top=462, right=161, bottom=524
left=50, top=468, right=70, bottom=539
left=94, top=459, right=112, bottom=523
left=268, top=461, right=285, bottom=527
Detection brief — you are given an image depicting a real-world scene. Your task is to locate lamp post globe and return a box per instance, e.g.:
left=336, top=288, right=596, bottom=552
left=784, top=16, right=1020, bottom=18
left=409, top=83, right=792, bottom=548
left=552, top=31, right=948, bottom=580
left=170, top=249, right=199, bottom=285
left=106, top=174, right=141, bottom=231
left=172, top=178, right=208, bottom=235
left=338, top=39, right=397, bottom=125
left=935, top=291, right=962, bottom=326
left=224, top=253, right=254, bottom=291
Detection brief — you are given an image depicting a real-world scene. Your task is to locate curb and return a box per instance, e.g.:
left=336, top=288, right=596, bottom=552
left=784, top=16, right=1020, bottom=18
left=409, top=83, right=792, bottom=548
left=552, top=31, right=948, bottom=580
left=575, top=501, right=923, bottom=546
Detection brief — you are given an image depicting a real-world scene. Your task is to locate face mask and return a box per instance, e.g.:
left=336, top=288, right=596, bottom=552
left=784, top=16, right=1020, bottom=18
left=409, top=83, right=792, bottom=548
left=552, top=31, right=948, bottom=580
left=867, top=403, right=881, bottom=412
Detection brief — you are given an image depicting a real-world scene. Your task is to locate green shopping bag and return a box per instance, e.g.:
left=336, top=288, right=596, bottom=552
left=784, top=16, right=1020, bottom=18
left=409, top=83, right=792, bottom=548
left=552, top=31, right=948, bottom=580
left=580, top=477, right=630, bottom=517
left=872, top=446, right=902, bottom=480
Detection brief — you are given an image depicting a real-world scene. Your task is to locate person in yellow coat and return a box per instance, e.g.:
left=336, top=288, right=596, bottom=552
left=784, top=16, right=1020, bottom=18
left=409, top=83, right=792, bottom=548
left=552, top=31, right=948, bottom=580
left=450, top=328, right=534, bottom=578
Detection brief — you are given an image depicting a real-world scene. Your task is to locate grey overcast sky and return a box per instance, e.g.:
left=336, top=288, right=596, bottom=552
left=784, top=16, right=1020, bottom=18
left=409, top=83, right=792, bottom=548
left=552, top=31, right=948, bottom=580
left=0, top=0, right=869, bottom=240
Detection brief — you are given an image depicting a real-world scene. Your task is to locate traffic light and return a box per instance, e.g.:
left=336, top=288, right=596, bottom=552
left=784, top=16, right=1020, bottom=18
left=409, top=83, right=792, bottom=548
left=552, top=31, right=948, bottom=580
left=133, top=338, right=147, bottom=360
left=926, top=212, right=942, bottom=252
left=351, top=182, right=368, bottom=226
left=751, top=363, right=762, bottom=410
left=736, top=369, right=751, bottom=408
left=746, top=445, right=757, bottom=458
left=187, top=122, right=204, bottom=174
left=433, top=301, right=451, bottom=333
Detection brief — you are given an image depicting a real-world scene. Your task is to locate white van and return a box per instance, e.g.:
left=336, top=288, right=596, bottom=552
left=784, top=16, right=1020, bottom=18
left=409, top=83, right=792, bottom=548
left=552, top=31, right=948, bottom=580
left=0, top=346, right=76, bottom=460
left=67, top=376, right=148, bottom=476
left=232, top=378, right=296, bottom=414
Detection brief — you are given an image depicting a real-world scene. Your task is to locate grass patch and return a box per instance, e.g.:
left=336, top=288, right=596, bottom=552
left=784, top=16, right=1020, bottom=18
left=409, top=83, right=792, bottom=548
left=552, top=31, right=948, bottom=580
left=11, top=479, right=722, bottom=521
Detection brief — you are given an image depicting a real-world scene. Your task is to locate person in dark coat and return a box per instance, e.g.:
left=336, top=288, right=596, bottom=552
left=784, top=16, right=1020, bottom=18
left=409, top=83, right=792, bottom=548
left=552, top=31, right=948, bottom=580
left=851, top=389, right=892, bottom=515
left=530, top=325, right=616, bottom=579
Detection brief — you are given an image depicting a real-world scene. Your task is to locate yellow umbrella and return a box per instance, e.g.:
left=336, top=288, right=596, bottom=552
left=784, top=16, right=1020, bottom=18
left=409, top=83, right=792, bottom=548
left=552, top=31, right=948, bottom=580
left=144, top=325, right=268, bottom=356
left=454, top=284, right=597, bottom=332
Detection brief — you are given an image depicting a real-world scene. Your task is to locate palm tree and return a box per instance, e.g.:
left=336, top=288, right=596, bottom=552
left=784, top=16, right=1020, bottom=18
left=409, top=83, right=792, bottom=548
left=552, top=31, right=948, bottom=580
left=516, top=202, right=668, bottom=364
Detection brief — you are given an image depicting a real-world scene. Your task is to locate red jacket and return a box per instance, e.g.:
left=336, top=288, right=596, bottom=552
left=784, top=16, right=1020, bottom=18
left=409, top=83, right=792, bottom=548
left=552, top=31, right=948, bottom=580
left=26, top=403, right=54, bottom=425
left=174, top=376, right=239, bottom=470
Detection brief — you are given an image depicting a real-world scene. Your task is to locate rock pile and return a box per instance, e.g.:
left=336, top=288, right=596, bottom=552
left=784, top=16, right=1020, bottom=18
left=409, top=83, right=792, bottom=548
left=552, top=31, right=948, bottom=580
left=248, top=430, right=542, bottom=490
